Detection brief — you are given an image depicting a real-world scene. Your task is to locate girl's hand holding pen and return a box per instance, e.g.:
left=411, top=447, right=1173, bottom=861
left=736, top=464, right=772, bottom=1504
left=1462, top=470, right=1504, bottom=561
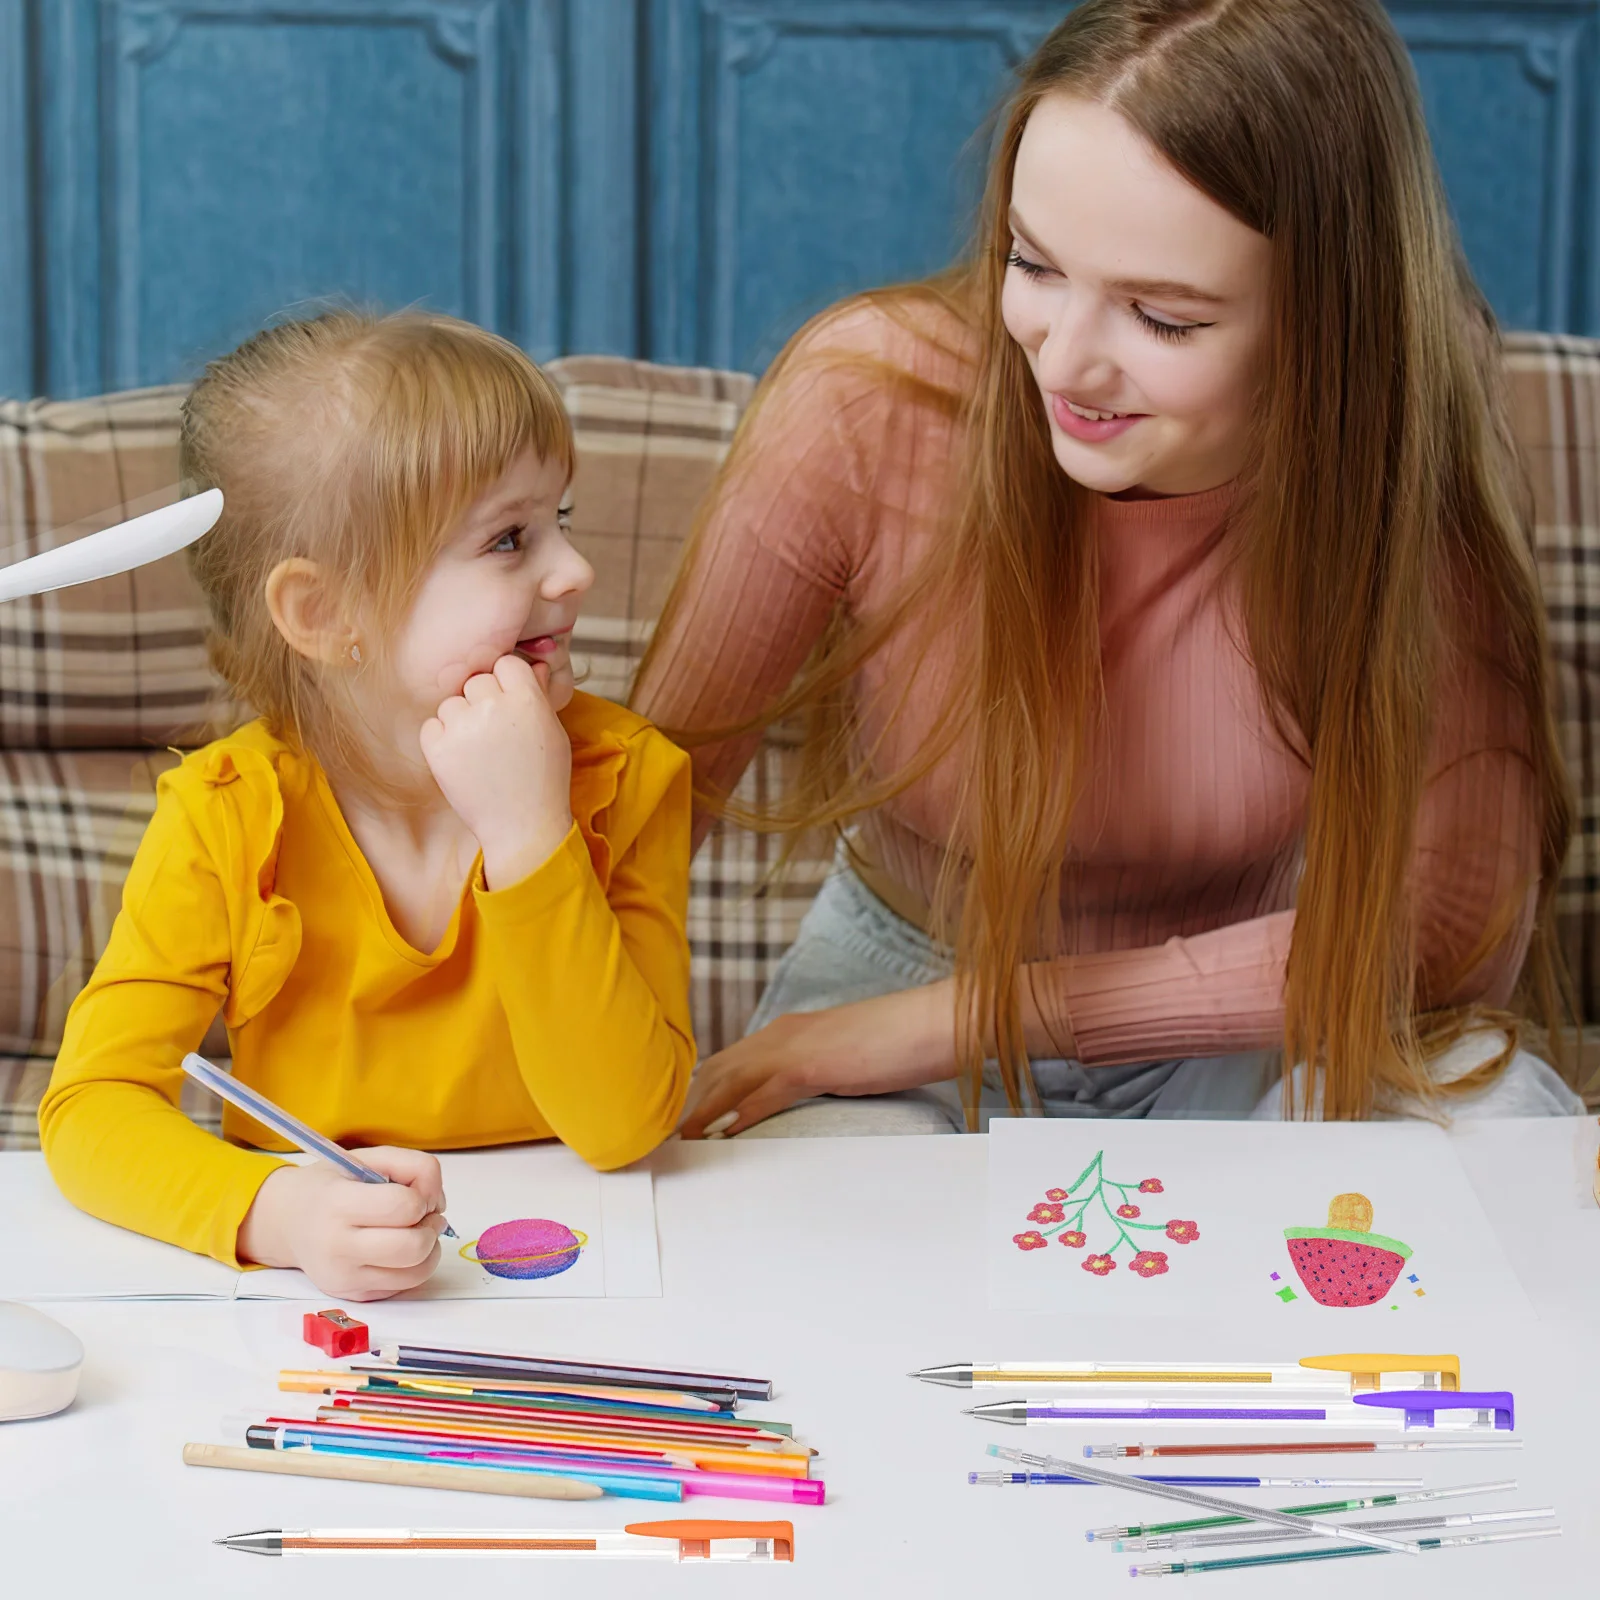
left=237, top=1148, right=448, bottom=1301
left=419, top=653, right=574, bottom=891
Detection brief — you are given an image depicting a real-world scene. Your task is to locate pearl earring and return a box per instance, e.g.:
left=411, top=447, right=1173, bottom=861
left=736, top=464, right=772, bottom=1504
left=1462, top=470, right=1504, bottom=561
left=349, top=642, right=362, bottom=665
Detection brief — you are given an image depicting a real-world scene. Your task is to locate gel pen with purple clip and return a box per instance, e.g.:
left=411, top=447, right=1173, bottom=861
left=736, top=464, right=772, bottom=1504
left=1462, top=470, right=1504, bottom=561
left=182, top=1053, right=456, bottom=1238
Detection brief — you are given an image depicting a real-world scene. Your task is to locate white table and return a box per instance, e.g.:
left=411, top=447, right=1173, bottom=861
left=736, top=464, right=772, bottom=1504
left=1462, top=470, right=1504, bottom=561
left=4, top=1123, right=1598, bottom=1597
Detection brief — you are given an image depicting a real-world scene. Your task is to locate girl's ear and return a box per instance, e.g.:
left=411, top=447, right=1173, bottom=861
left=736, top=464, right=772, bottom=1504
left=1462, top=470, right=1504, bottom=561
left=265, top=558, right=354, bottom=664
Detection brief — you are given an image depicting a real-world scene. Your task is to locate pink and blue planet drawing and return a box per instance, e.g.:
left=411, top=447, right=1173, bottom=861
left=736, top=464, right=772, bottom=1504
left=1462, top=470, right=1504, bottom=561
left=459, top=1218, right=586, bottom=1280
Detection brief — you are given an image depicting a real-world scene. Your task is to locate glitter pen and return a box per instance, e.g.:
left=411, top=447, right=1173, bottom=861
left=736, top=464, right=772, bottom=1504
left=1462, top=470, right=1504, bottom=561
left=970, top=1472, right=1420, bottom=1490
left=1086, top=1479, right=1519, bottom=1543
left=1128, top=1525, right=1559, bottom=1577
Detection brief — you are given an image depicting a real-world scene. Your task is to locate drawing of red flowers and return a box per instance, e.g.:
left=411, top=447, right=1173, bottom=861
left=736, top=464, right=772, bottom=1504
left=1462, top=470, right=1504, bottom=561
left=1012, top=1151, right=1199, bottom=1282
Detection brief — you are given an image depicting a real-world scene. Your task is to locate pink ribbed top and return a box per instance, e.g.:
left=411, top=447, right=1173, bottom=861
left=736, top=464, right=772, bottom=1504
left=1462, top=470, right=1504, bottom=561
left=632, top=305, right=1539, bottom=1064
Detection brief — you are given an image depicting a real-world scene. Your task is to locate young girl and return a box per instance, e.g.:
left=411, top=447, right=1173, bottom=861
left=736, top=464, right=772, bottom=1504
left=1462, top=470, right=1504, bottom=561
left=634, top=0, right=1584, bottom=1134
left=40, top=311, right=695, bottom=1299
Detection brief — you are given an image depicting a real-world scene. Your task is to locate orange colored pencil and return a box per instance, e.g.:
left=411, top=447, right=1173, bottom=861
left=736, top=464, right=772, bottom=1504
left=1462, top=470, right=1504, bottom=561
left=307, top=1410, right=812, bottom=1478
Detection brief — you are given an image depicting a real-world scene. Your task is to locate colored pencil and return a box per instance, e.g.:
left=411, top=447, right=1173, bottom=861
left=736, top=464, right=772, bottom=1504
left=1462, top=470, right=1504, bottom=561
left=283, top=1411, right=814, bottom=1477
left=349, top=1365, right=741, bottom=1413
left=318, top=1388, right=792, bottom=1443
left=307, top=1404, right=806, bottom=1463
left=247, top=1436, right=682, bottom=1501
left=260, top=1419, right=691, bottom=1468
left=374, top=1343, right=773, bottom=1402
left=182, top=1441, right=603, bottom=1500
left=282, top=1369, right=730, bottom=1414
left=246, top=1426, right=825, bottom=1504
left=313, top=1398, right=806, bottom=1452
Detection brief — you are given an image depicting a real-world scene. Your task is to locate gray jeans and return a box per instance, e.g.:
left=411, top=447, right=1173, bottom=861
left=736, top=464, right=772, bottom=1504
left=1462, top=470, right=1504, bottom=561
left=730, top=846, right=1584, bottom=1137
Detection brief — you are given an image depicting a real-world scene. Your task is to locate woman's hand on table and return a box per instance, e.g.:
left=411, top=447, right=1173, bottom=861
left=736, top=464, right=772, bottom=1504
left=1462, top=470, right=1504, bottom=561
left=236, top=1147, right=448, bottom=1301
left=678, top=980, right=960, bottom=1137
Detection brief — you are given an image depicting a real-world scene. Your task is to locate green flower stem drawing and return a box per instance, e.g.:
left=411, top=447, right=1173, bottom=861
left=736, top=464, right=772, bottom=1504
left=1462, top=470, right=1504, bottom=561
left=1017, top=1152, right=1196, bottom=1260
left=1056, top=1158, right=1171, bottom=1254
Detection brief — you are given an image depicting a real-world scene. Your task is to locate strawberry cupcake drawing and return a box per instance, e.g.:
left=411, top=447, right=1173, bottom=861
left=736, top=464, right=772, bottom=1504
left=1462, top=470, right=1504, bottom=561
left=1284, top=1192, right=1412, bottom=1307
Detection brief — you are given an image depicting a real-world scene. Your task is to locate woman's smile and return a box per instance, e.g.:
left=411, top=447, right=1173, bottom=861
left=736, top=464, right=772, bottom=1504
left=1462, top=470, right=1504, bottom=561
left=1052, top=392, right=1145, bottom=442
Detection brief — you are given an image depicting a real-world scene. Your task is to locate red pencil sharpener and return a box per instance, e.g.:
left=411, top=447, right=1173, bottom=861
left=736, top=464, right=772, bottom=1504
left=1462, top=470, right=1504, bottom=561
left=302, top=1308, right=369, bottom=1358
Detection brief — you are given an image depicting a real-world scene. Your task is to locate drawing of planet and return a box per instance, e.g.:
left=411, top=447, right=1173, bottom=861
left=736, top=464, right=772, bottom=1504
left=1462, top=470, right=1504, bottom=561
left=1284, top=1193, right=1411, bottom=1307
left=459, top=1218, right=586, bottom=1280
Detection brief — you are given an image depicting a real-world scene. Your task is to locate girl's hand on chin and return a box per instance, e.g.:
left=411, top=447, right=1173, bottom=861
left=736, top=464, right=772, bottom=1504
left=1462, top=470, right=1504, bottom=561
left=419, top=653, right=574, bottom=888
left=678, top=982, right=960, bottom=1137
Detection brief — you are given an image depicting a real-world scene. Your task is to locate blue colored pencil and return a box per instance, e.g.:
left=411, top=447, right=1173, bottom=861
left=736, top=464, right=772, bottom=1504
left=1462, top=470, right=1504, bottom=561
left=249, top=1433, right=682, bottom=1501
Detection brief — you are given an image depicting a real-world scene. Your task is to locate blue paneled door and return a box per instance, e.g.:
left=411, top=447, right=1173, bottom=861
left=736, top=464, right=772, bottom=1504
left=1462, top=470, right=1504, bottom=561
left=646, top=1, right=1064, bottom=372
left=1, top=0, right=1597, bottom=397
left=11, top=0, right=563, bottom=399
left=649, top=0, right=1600, bottom=372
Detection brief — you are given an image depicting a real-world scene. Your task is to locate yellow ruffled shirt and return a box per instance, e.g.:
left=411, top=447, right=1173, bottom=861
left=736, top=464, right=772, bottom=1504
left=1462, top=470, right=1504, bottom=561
left=39, top=692, right=695, bottom=1267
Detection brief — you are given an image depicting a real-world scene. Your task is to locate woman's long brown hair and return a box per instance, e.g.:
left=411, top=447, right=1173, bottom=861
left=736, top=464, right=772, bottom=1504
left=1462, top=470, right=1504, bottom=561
left=637, top=0, right=1576, bottom=1121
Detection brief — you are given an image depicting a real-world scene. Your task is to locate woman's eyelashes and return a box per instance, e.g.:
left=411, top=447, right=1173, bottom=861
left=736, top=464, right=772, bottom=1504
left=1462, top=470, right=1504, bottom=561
left=489, top=525, right=525, bottom=555
left=1132, top=306, right=1207, bottom=343
left=1005, top=246, right=1052, bottom=281
left=1004, top=247, right=1210, bottom=342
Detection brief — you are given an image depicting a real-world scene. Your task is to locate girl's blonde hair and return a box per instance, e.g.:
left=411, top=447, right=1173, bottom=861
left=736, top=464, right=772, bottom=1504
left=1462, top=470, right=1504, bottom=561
left=640, top=0, right=1577, bottom=1120
left=180, top=309, right=574, bottom=788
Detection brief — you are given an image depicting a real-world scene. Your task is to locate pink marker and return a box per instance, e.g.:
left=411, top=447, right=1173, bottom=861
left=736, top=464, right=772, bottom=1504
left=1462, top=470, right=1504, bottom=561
left=447, top=1449, right=825, bottom=1505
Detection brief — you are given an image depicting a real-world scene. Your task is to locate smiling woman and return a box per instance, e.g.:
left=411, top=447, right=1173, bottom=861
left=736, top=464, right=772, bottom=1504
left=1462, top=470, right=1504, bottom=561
left=632, top=0, right=1582, bottom=1135
left=1000, top=95, right=1271, bottom=496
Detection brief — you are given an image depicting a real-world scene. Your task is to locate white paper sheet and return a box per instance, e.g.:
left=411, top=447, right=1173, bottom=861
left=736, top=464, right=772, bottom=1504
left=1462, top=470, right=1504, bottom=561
left=2, top=1146, right=659, bottom=1302
left=987, top=1119, right=1534, bottom=1322
left=0, top=1155, right=241, bottom=1301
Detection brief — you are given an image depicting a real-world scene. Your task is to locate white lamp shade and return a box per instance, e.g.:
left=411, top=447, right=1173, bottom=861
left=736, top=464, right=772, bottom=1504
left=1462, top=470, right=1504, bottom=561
left=0, top=488, right=222, bottom=603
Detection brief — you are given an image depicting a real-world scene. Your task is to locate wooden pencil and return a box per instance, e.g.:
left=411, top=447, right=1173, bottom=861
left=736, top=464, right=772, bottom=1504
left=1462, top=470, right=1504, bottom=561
left=181, top=1441, right=604, bottom=1500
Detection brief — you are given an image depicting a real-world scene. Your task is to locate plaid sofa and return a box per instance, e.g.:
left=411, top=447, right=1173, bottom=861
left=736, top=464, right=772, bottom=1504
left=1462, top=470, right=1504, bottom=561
left=3, top=339, right=1599, bottom=1147
left=0, top=356, right=830, bottom=1148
